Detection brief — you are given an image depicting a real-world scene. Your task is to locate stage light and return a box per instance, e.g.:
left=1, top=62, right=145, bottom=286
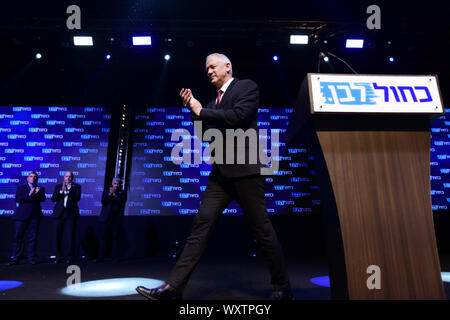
left=290, top=35, right=309, bottom=45
left=60, top=277, right=164, bottom=297
left=345, top=39, right=364, bottom=48
left=164, top=54, right=171, bottom=61
left=310, top=276, right=330, bottom=287
left=389, top=57, right=394, bottom=63
left=106, top=54, right=111, bottom=60
left=323, top=56, right=329, bottom=63
left=132, top=36, right=152, bottom=46
left=273, top=55, right=279, bottom=61
left=73, top=36, right=93, bottom=46
left=35, top=53, right=42, bottom=59
left=0, top=281, right=23, bottom=292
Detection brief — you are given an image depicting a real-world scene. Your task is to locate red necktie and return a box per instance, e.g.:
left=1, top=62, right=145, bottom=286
left=215, top=90, right=223, bottom=109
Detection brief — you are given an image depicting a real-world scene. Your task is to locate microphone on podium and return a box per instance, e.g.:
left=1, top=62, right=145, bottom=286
left=318, top=51, right=359, bottom=74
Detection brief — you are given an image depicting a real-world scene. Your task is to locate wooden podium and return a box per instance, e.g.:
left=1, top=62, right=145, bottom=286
left=287, top=74, right=446, bottom=299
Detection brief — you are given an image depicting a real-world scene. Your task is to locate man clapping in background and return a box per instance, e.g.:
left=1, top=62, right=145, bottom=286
left=51, top=171, right=81, bottom=264
left=96, top=177, right=127, bottom=262
left=9, top=172, right=46, bottom=265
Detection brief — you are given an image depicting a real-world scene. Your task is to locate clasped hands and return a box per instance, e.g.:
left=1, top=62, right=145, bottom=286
left=29, top=186, right=40, bottom=196
left=61, top=182, right=69, bottom=193
left=180, top=88, right=202, bottom=116
left=109, top=187, right=118, bottom=197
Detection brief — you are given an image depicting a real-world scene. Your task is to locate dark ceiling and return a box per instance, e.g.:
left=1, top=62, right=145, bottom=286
left=0, top=1, right=448, bottom=108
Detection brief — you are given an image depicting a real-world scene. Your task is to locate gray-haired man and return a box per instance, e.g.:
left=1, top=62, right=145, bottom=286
left=136, top=53, right=292, bottom=300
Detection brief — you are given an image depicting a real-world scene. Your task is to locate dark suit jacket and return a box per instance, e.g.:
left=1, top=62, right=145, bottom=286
left=13, top=184, right=46, bottom=220
left=192, top=78, right=264, bottom=178
left=98, top=189, right=127, bottom=223
left=51, top=183, right=82, bottom=219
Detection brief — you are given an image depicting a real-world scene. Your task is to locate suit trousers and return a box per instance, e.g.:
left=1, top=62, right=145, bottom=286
left=167, top=169, right=290, bottom=291
left=98, top=214, right=122, bottom=259
left=55, top=208, right=78, bottom=258
left=12, top=216, right=41, bottom=260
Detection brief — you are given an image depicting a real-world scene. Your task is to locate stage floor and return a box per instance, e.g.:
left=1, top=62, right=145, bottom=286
left=1, top=254, right=450, bottom=300
left=0, top=255, right=332, bottom=300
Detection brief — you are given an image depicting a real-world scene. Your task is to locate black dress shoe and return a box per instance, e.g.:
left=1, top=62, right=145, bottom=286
left=271, top=284, right=294, bottom=300
left=8, top=259, right=19, bottom=266
left=136, top=283, right=182, bottom=300
left=53, top=257, right=64, bottom=264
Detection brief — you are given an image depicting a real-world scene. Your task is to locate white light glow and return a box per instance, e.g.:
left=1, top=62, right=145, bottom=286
left=290, top=35, right=309, bottom=45
left=132, top=36, right=152, bottom=46
left=60, top=277, right=164, bottom=297
left=73, top=36, right=93, bottom=46
left=442, top=272, right=450, bottom=283
left=345, top=39, right=364, bottom=48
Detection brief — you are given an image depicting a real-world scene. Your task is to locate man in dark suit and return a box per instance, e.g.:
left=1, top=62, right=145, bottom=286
left=51, top=171, right=81, bottom=263
left=137, top=53, right=292, bottom=300
left=9, top=172, right=45, bottom=265
left=96, top=177, right=127, bottom=262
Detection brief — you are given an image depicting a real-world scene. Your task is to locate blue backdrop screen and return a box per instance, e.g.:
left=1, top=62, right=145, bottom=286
left=126, top=107, right=320, bottom=215
left=0, top=106, right=110, bottom=216
left=126, top=107, right=450, bottom=216
left=431, top=108, right=450, bottom=211
left=1, top=106, right=447, bottom=217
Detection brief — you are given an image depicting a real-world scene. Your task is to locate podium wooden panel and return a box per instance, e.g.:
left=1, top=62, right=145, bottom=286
left=287, top=75, right=446, bottom=299
left=317, top=128, right=445, bottom=299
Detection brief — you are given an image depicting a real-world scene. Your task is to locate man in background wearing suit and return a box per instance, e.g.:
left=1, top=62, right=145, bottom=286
left=96, top=177, right=127, bottom=262
left=51, top=171, right=81, bottom=264
left=9, top=172, right=46, bottom=265
left=137, top=53, right=292, bottom=300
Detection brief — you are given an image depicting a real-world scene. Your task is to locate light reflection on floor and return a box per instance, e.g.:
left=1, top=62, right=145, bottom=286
left=60, top=277, right=164, bottom=297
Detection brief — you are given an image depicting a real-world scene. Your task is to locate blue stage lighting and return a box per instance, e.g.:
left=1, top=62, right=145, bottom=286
left=442, top=272, right=450, bottom=283
left=345, top=39, right=364, bottom=49
left=60, top=277, right=164, bottom=297
left=389, top=57, right=394, bottom=63
left=310, top=276, right=330, bottom=287
left=323, top=56, right=329, bottom=63
left=106, top=54, right=111, bottom=60
left=164, top=54, right=171, bottom=61
left=273, top=55, right=278, bottom=61
left=311, top=272, right=450, bottom=287
left=0, top=281, right=23, bottom=292
left=35, top=53, right=42, bottom=59
left=132, top=36, right=152, bottom=46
